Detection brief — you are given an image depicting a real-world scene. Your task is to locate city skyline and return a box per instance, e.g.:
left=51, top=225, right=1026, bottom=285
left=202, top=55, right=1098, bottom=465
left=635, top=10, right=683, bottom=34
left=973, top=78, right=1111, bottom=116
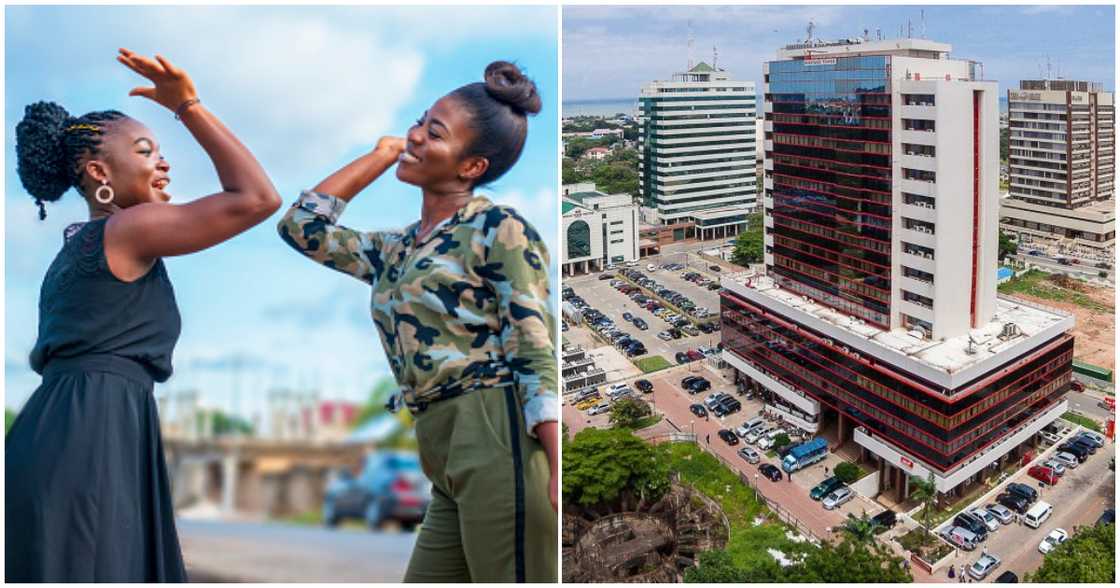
left=564, top=4, right=1115, bottom=102
left=4, top=5, right=559, bottom=416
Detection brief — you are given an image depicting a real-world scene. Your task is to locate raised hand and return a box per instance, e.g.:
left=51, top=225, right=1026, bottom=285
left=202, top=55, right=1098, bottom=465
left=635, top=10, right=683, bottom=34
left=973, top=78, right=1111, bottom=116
left=117, top=48, right=198, bottom=113
left=375, top=136, right=406, bottom=159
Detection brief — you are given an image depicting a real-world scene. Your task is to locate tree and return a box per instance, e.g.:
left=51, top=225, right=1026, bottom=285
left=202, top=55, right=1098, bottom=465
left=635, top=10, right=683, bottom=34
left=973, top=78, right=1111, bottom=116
left=999, top=230, right=1018, bottom=261
left=5, top=409, right=15, bottom=434
left=562, top=157, right=586, bottom=184
left=772, top=433, right=791, bottom=450
left=1029, top=523, right=1114, bottom=583
left=909, top=473, right=938, bottom=545
left=1000, top=127, right=1010, bottom=163
left=609, top=397, right=651, bottom=429
left=684, top=549, right=785, bottom=583
left=732, top=211, right=765, bottom=266
left=787, top=536, right=912, bottom=583
left=833, top=461, right=861, bottom=484
left=562, top=428, right=670, bottom=510
left=351, top=377, right=416, bottom=449
left=590, top=160, right=639, bottom=196
left=842, top=511, right=880, bottom=543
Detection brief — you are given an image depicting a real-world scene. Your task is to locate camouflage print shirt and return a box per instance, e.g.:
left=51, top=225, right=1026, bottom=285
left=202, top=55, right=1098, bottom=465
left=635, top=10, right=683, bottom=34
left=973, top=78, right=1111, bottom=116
left=278, top=190, right=557, bottom=437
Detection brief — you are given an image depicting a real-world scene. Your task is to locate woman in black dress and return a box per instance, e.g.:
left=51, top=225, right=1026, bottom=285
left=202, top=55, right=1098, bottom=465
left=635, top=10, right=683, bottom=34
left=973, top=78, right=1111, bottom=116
left=5, top=49, right=280, bottom=582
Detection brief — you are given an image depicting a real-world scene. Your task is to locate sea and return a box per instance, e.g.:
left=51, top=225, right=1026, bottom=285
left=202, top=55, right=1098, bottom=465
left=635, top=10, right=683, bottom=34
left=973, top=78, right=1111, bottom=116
left=564, top=95, right=1008, bottom=118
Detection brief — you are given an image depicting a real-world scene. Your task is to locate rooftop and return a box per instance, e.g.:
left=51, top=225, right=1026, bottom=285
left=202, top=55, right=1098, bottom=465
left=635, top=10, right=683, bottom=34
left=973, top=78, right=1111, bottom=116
left=723, top=273, right=1074, bottom=388
left=777, top=37, right=952, bottom=60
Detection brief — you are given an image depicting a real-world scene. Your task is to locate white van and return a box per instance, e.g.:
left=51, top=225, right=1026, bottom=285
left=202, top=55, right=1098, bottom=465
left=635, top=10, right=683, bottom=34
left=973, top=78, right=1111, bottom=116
left=757, top=429, right=786, bottom=450
left=1023, top=501, right=1053, bottom=529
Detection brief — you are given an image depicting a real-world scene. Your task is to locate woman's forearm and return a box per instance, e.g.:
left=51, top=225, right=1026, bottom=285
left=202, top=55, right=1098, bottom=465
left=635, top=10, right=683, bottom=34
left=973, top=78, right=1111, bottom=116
left=178, top=105, right=277, bottom=206
left=314, top=143, right=402, bottom=202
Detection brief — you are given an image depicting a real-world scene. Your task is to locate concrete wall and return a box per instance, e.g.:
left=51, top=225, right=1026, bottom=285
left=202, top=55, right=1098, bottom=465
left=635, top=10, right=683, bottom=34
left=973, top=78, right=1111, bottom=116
left=849, top=469, right=881, bottom=498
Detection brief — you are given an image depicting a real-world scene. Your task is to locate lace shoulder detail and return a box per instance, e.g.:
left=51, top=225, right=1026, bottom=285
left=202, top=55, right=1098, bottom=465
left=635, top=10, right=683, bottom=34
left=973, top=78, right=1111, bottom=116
left=70, top=218, right=109, bottom=276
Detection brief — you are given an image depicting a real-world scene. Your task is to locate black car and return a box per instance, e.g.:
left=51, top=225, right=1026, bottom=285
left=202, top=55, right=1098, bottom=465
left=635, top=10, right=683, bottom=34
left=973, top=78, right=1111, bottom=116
left=1058, top=442, right=1089, bottom=462
left=322, top=451, right=430, bottom=530
left=634, top=379, right=654, bottom=393
left=681, top=375, right=702, bottom=387
left=997, top=492, right=1029, bottom=514
left=687, top=378, right=712, bottom=393
left=1097, top=508, right=1115, bottom=526
left=675, top=351, right=690, bottom=364
left=716, top=396, right=741, bottom=415
left=689, top=404, right=708, bottom=418
left=953, top=512, right=989, bottom=541
left=633, top=318, right=648, bottom=330
left=871, top=509, right=898, bottom=529
left=1068, top=436, right=1097, bottom=455
left=598, top=273, right=614, bottom=280
left=759, top=463, right=783, bottom=482
left=994, top=571, right=1019, bottom=583
left=1005, top=482, right=1038, bottom=504
left=718, top=429, right=739, bottom=445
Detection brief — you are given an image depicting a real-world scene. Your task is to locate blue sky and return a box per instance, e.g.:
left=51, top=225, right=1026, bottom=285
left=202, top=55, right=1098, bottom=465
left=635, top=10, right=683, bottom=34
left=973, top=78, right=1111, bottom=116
left=4, top=5, right=559, bottom=422
left=564, top=4, right=1114, bottom=101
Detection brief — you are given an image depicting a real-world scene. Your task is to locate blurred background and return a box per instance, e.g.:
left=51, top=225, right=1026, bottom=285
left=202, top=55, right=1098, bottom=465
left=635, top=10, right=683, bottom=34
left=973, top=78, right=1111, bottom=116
left=4, top=4, right=558, bottom=581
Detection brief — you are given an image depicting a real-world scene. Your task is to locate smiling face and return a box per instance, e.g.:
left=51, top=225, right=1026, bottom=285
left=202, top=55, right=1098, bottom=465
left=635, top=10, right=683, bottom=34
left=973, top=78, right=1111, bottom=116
left=80, top=117, right=171, bottom=207
left=395, top=95, right=486, bottom=190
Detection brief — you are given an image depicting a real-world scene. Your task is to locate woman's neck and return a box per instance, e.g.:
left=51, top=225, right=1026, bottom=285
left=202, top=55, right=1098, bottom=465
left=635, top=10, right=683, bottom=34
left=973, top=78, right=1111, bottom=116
left=418, top=188, right=473, bottom=238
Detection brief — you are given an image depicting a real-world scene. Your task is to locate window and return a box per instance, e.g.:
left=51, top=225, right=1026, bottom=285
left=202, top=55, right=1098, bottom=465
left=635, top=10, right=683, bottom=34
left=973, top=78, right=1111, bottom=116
left=902, top=118, right=936, bottom=132
left=903, top=168, right=936, bottom=183
left=903, top=94, right=936, bottom=106
left=903, top=143, right=936, bottom=157
left=566, top=220, right=591, bottom=258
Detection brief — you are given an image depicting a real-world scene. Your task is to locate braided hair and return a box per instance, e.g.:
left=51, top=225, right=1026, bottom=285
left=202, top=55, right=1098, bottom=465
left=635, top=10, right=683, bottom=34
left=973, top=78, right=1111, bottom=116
left=15, top=101, right=127, bottom=219
left=450, top=61, right=541, bottom=188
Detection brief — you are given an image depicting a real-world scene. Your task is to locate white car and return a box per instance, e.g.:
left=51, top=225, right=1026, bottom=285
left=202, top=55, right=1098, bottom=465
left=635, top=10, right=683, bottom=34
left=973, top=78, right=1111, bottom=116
left=587, top=402, right=610, bottom=416
left=822, top=487, right=853, bottom=510
left=969, top=508, right=1000, bottom=532
left=656, top=331, right=673, bottom=341
left=646, top=264, right=657, bottom=272
left=738, top=447, right=761, bottom=464
left=606, top=383, right=628, bottom=394
left=1038, top=528, right=1069, bottom=554
left=968, top=553, right=1001, bottom=580
left=745, top=426, right=774, bottom=445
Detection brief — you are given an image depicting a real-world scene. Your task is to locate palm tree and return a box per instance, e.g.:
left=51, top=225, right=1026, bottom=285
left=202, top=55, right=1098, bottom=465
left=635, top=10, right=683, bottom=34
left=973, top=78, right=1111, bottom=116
left=842, top=510, right=879, bottom=543
left=909, top=473, right=938, bottom=546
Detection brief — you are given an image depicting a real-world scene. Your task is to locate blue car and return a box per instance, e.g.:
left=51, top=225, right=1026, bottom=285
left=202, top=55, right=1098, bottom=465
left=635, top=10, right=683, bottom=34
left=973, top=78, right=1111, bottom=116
left=323, top=451, right=431, bottom=531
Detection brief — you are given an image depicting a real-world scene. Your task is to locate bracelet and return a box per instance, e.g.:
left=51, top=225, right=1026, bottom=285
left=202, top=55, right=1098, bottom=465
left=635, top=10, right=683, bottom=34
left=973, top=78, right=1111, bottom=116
left=174, top=98, right=201, bottom=120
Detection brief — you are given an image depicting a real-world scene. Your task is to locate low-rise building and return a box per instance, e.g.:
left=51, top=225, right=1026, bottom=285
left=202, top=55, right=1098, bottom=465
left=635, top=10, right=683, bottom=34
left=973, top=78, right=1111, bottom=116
left=563, top=183, right=640, bottom=274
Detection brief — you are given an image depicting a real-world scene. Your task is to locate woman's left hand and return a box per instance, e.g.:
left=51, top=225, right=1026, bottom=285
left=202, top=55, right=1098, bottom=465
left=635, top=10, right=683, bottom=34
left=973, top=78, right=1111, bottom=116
left=117, top=48, right=198, bottom=114
left=534, top=421, right=560, bottom=513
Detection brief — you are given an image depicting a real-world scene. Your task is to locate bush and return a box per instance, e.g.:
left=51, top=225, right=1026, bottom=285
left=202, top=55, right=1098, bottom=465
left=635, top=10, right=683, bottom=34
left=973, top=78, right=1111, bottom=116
left=772, top=433, right=791, bottom=450
left=834, top=462, right=861, bottom=484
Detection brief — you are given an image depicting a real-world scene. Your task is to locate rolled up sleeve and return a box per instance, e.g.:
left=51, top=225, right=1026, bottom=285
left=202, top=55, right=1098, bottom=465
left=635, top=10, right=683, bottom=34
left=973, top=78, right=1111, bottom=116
left=277, top=190, right=390, bottom=286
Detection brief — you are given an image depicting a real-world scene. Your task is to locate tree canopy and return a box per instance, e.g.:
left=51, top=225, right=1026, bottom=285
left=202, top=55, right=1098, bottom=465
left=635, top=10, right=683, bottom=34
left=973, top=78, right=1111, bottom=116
left=609, top=397, right=651, bottom=429
left=1029, top=523, right=1114, bottom=583
left=732, top=211, right=765, bottom=266
left=562, top=428, right=670, bottom=509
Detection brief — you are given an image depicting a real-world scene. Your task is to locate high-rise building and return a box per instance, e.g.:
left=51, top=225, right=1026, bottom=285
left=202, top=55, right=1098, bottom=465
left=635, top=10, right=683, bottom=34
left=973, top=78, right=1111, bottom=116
left=721, top=38, right=1075, bottom=501
left=1001, top=80, right=1115, bottom=256
left=638, top=62, right=757, bottom=241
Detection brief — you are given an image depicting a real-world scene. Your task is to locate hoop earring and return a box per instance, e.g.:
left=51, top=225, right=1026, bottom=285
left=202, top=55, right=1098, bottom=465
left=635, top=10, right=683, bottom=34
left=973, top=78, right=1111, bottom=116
left=94, top=182, right=114, bottom=205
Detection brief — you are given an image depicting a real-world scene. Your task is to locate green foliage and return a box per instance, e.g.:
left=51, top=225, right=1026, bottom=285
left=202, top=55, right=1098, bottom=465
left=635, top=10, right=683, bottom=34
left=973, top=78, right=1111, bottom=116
left=1062, top=412, right=1103, bottom=433
left=842, top=512, right=880, bottom=543
left=1029, top=523, right=1114, bottom=583
left=772, top=433, right=791, bottom=450
left=684, top=549, right=785, bottom=583
left=589, top=158, right=638, bottom=196
left=998, top=230, right=1018, bottom=261
left=732, top=211, right=765, bottom=266
left=785, top=536, right=912, bottom=582
left=198, top=410, right=254, bottom=436
left=609, top=397, right=651, bottom=429
left=1000, top=127, right=1009, bottom=162
left=352, top=377, right=416, bottom=449
left=998, top=269, right=1113, bottom=313
left=562, top=158, right=584, bottom=184
left=5, top=409, right=15, bottom=434
left=562, top=428, right=670, bottom=508
left=564, top=136, right=617, bottom=159
left=635, top=355, right=672, bottom=373
left=833, top=461, right=861, bottom=484
left=909, top=473, right=938, bottom=544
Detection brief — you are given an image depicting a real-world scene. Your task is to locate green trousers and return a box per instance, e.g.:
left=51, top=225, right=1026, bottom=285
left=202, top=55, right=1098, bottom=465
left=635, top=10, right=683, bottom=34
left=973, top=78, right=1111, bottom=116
left=404, top=385, right=557, bottom=583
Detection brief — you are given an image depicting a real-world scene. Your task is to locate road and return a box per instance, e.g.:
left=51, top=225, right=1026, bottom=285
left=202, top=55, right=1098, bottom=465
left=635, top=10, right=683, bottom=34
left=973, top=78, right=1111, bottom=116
left=1009, top=253, right=1113, bottom=282
left=179, top=518, right=416, bottom=582
left=1067, top=389, right=1116, bottom=423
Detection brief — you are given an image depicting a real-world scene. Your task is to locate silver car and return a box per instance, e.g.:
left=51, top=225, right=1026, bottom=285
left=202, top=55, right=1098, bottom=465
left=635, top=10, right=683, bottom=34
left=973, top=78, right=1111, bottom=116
left=985, top=503, right=1014, bottom=525
left=588, top=402, right=610, bottom=416
left=969, top=508, right=1000, bottom=532
left=1042, top=459, right=1067, bottom=476
left=822, top=487, right=853, bottom=510
left=738, top=447, right=761, bottom=464
left=1052, top=451, right=1080, bottom=469
left=968, top=553, right=1001, bottom=580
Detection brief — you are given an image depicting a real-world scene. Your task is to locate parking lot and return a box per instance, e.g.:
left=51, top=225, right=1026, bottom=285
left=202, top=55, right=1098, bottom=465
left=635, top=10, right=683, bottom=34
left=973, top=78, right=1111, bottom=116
left=930, top=425, right=1115, bottom=582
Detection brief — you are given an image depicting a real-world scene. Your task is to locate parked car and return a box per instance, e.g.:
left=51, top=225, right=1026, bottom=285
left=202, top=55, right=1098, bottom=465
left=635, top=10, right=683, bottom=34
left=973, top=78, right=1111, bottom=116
left=738, top=447, right=761, bottom=464
left=703, top=393, right=727, bottom=411
left=1058, top=442, right=1089, bottom=462
left=657, top=330, right=673, bottom=341
left=810, top=476, right=845, bottom=501
left=1097, top=509, right=1115, bottom=526
left=941, top=526, right=979, bottom=551
left=1068, top=436, right=1098, bottom=455
left=746, top=426, right=775, bottom=445
left=709, top=265, right=722, bottom=272
left=1028, top=465, right=1059, bottom=486
left=997, top=492, right=1029, bottom=514
left=634, top=379, right=653, bottom=393
left=1006, top=482, right=1038, bottom=504
left=687, top=378, right=712, bottom=393
left=716, top=396, right=741, bottom=416
left=969, top=508, right=1001, bottom=532
left=822, top=487, right=854, bottom=510
left=968, top=553, right=1002, bottom=580
left=1041, top=459, right=1066, bottom=476
left=1023, top=501, right=1054, bottom=529
left=588, top=402, right=611, bottom=416
left=759, top=463, right=783, bottom=482
left=1076, top=431, right=1105, bottom=448
left=1037, top=528, right=1068, bottom=554
left=675, top=352, right=690, bottom=364
left=953, top=512, right=989, bottom=541
left=323, top=451, right=430, bottom=530
left=870, top=509, right=897, bottom=529
left=1069, top=380, right=1085, bottom=392
left=994, top=571, right=1019, bottom=583
left=689, top=404, right=708, bottom=418
left=1052, top=451, right=1080, bottom=469
left=986, top=503, right=1014, bottom=525
left=718, top=429, right=739, bottom=446
left=686, top=349, right=704, bottom=361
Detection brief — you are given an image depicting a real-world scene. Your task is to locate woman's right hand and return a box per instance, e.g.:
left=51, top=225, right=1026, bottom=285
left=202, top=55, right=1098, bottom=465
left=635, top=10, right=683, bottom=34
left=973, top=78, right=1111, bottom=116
left=117, top=48, right=198, bottom=114
left=374, top=136, right=406, bottom=159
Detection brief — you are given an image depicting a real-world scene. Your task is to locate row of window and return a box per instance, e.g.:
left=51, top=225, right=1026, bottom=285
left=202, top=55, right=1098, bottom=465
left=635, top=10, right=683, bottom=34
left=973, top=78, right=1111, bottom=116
left=902, top=290, right=934, bottom=309
left=903, top=192, right=936, bottom=209
left=771, top=268, right=890, bottom=322
left=770, top=211, right=892, bottom=255
left=771, top=132, right=892, bottom=155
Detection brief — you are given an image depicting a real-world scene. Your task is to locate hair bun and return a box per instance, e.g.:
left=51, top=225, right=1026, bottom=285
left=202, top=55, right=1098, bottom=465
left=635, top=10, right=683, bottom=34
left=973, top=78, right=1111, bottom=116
left=15, top=101, right=74, bottom=202
left=483, top=61, right=541, bottom=116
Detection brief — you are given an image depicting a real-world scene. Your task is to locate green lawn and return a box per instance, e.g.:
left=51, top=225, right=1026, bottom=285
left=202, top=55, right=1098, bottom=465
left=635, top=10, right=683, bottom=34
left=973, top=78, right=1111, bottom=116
left=665, top=443, right=816, bottom=567
left=1062, top=412, right=1103, bottom=433
left=998, top=269, right=1113, bottom=313
left=635, top=355, right=673, bottom=373
left=634, top=414, right=663, bottom=430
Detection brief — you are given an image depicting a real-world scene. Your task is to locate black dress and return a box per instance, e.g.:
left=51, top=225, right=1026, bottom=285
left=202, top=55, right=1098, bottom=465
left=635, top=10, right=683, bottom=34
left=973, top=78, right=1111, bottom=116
left=5, top=218, right=187, bottom=582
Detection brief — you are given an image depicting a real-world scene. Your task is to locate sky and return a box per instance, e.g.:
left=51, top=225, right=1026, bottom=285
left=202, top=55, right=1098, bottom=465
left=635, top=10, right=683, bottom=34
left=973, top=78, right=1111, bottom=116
left=4, top=5, right=559, bottom=425
left=563, top=4, right=1115, bottom=102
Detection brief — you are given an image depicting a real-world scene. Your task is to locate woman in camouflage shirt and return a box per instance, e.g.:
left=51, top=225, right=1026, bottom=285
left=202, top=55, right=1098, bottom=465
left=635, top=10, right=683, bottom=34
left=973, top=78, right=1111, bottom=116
left=278, top=62, right=557, bottom=582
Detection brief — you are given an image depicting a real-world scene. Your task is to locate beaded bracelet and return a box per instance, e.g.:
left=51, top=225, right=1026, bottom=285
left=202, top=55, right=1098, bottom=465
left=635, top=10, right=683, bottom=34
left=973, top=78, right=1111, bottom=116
left=175, top=98, right=201, bottom=120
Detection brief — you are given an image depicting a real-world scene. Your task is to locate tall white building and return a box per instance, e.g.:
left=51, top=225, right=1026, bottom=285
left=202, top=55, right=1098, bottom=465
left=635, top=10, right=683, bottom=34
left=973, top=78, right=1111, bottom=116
left=638, top=62, right=757, bottom=241
left=562, top=183, right=640, bottom=275
left=1000, top=79, right=1115, bottom=256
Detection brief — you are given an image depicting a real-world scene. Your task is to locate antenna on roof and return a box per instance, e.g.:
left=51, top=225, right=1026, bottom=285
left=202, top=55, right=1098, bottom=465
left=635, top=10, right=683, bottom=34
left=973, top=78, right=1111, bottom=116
left=876, top=28, right=882, bottom=41
left=863, top=28, right=869, bottom=41
left=907, top=18, right=913, bottom=39
left=687, top=20, right=695, bottom=70
left=806, top=18, right=815, bottom=43
left=921, top=9, right=927, bottom=39
left=712, top=45, right=719, bottom=69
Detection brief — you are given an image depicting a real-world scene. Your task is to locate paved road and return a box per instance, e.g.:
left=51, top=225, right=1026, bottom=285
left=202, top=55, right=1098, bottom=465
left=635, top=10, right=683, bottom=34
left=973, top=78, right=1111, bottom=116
left=1009, top=253, right=1113, bottom=282
left=930, top=429, right=1114, bottom=582
left=179, top=518, right=415, bottom=582
left=1066, top=390, right=1115, bottom=422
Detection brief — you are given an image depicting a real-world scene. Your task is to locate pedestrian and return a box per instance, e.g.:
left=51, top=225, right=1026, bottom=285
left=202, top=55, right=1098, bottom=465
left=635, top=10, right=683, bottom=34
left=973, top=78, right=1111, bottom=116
left=278, top=61, right=557, bottom=582
left=948, top=564, right=955, bottom=579
left=706, top=433, right=711, bottom=445
left=5, top=50, right=282, bottom=582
